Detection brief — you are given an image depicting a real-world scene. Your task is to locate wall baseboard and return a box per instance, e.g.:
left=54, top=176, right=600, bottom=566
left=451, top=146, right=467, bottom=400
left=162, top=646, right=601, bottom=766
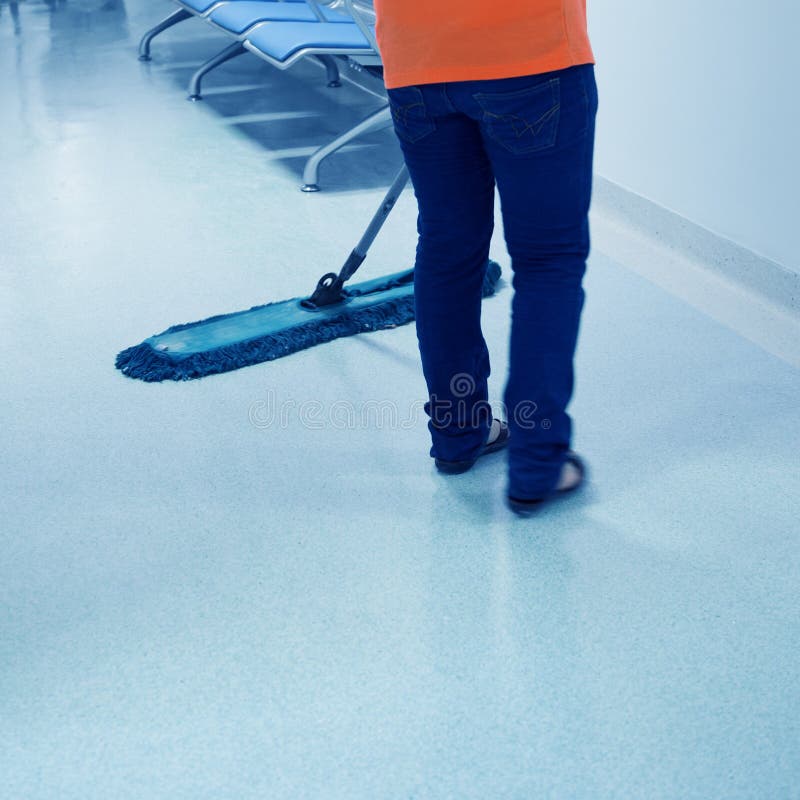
left=590, top=176, right=800, bottom=368
left=591, top=176, right=799, bottom=315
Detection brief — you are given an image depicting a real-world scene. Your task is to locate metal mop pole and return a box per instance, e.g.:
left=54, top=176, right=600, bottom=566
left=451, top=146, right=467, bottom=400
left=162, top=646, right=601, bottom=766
left=303, top=165, right=411, bottom=308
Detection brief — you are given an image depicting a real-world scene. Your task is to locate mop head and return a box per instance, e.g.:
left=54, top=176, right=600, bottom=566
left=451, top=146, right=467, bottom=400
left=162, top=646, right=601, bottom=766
left=116, top=261, right=502, bottom=382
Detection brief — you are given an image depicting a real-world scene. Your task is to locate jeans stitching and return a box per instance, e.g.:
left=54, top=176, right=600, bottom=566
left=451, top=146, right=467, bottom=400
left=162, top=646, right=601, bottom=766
left=482, top=103, right=560, bottom=142
left=474, top=79, right=561, bottom=155
left=389, top=87, right=436, bottom=144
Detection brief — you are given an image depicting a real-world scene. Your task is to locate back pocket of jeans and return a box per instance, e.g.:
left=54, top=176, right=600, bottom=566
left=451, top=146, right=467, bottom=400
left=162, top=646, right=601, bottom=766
left=474, top=78, right=560, bottom=155
left=388, top=86, right=436, bottom=144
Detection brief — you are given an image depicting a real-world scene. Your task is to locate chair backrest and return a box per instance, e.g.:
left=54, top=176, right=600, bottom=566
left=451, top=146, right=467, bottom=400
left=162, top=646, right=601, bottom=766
left=342, top=0, right=377, bottom=51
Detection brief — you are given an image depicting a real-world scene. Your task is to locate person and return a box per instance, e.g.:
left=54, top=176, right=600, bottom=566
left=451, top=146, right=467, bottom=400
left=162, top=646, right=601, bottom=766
left=373, top=0, right=598, bottom=513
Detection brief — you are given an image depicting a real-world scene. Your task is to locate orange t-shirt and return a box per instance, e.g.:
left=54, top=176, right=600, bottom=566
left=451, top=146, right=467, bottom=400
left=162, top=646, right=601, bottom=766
left=374, top=0, right=594, bottom=89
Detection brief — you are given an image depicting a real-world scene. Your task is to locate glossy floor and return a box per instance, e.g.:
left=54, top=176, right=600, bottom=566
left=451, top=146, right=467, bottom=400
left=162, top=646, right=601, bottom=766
left=1, top=2, right=798, bottom=798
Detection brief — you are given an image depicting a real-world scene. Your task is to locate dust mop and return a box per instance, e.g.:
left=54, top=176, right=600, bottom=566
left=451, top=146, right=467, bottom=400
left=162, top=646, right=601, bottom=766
left=116, top=167, right=502, bottom=382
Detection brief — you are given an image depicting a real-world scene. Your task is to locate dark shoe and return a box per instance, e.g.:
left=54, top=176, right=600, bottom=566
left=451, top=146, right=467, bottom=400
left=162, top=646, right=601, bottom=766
left=507, top=451, right=587, bottom=515
left=435, top=419, right=509, bottom=475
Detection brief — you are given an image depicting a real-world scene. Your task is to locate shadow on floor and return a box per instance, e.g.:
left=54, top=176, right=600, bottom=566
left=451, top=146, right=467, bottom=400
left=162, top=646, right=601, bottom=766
left=145, top=36, right=403, bottom=193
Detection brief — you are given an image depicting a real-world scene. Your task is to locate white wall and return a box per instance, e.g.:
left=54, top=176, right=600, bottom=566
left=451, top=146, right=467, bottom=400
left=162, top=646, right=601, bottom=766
left=588, top=0, right=800, bottom=273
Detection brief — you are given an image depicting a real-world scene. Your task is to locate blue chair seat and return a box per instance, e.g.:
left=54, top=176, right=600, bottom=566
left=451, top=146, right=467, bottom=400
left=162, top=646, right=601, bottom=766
left=177, top=0, right=305, bottom=15
left=177, top=0, right=235, bottom=14
left=209, top=1, right=350, bottom=34
left=244, top=20, right=373, bottom=62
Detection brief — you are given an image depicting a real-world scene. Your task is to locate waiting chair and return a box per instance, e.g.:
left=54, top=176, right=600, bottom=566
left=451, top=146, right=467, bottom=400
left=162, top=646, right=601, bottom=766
left=241, top=0, right=391, bottom=190
left=138, top=0, right=306, bottom=62
left=187, top=0, right=353, bottom=100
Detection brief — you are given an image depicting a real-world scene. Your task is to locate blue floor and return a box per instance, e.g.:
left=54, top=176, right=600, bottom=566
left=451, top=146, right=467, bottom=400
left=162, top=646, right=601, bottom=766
left=1, top=2, right=799, bottom=798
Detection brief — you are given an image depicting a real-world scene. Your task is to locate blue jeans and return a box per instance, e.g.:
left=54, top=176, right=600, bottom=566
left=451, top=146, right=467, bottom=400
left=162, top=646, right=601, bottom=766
left=387, top=64, right=598, bottom=499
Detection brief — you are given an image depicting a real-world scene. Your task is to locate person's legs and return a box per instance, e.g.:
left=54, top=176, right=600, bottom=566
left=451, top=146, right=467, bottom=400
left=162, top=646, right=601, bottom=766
left=455, top=64, right=598, bottom=498
left=387, top=84, right=497, bottom=463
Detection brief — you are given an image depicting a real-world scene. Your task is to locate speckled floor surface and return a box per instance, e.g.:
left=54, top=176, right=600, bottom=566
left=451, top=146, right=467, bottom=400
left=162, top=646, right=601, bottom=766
left=1, top=2, right=799, bottom=798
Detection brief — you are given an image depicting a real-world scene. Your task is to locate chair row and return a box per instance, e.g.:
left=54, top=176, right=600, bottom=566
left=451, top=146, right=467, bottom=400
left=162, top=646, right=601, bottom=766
left=138, top=0, right=390, bottom=191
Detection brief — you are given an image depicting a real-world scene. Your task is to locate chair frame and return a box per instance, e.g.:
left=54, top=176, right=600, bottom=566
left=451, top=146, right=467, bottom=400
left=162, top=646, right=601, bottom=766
left=189, top=0, right=348, bottom=98
left=239, top=0, right=389, bottom=190
left=139, top=0, right=305, bottom=61
left=139, top=1, right=228, bottom=61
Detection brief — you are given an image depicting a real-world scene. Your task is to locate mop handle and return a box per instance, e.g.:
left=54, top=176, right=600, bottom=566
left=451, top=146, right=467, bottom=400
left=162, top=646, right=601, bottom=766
left=337, top=164, right=410, bottom=284
left=304, top=165, right=411, bottom=308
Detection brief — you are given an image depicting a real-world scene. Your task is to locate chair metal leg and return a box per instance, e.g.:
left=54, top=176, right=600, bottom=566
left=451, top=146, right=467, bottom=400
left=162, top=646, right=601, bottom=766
left=187, top=41, right=248, bottom=100
left=315, top=55, right=341, bottom=88
left=138, top=8, right=193, bottom=62
left=301, top=105, right=394, bottom=192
